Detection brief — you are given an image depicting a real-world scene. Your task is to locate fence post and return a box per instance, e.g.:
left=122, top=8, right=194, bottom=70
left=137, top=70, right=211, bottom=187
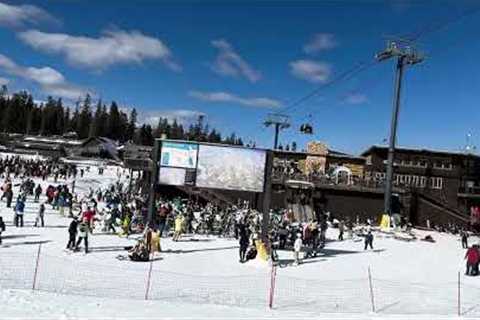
left=458, top=271, right=461, bottom=316
left=368, top=267, right=376, bottom=313
left=145, top=259, right=154, bottom=300
left=268, top=264, right=277, bottom=309
left=32, top=243, right=42, bottom=291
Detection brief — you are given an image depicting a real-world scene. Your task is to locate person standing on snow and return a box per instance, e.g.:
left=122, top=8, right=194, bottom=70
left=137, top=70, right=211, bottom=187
left=34, top=202, right=45, bottom=227
left=364, top=230, right=374, bottom=250
left=461, top=230, right=469, bottom=249
left=173, top=213, right=185, bottom=242
left=294, top=233, right=303, bottom=265
left=0, top=216, right=5, bottom=245
left=338, top=220, right=345, bottom=241
left=465, top=244, right=480, bottom=276
left=66, top=217, right=78, bottom=250
left=236, top=219, right=249, bottom=263
left=14, top=196, right=25, bottom=227
left=75, top=219, right=89, bottom=254
left=34, top=184, right=42, bottom=203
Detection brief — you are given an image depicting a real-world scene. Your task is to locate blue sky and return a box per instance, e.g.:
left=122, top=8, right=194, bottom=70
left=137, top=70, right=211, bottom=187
left=0, top=0, right=479, bottom=154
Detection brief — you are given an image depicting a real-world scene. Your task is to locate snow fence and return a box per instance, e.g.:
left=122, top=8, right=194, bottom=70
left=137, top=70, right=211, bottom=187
left=1, top=248, right=480, bottom=316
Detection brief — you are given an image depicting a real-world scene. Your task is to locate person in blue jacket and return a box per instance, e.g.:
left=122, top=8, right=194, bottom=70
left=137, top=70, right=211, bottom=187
left=14, top=195, right=25, bottom=227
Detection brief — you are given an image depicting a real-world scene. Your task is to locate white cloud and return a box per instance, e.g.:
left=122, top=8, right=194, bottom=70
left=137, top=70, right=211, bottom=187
left=0, top=77, right=9, bottom=86
left=210, top=39, right=261, bottom=83
left=343, top=92, right=368, bottom=105
left=289, top=59, right=331, bottom=83
left=304, top=33, right=337, bottom=54
left=189, top=90, right=281, bottom=109
left=0, top=2, right=59, bottom=28
left=0, top=54, right=88, bottom=99
left=18, top=29, right=180, bottom=71
left=139, top=109, right=205, bottom=126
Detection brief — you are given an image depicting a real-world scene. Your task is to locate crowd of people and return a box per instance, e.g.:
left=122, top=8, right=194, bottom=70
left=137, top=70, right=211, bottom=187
left=0, top=153, right=379, bottom=264
left=2, top=154, right=463, bottom=269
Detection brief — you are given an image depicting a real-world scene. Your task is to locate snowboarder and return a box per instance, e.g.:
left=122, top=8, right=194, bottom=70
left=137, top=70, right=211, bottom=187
left=66, top=217, right=78, bottom=250
left=294, top=232, right=303, bottom=265
left=364, top=230, right=374, bottom=250
left=35, top=203, right=45, bottom=227
left=0, top=216, right=5, bottom=245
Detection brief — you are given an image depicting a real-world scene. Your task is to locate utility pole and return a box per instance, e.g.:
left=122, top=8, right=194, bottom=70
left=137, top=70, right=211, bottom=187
left=376, top=40, right=423, bottom=214
left=264, top=113, right=290, bottom=149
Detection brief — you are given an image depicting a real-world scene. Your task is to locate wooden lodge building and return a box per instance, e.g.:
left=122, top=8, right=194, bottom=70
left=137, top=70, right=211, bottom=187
left=180, top=142, right=480, bottom=228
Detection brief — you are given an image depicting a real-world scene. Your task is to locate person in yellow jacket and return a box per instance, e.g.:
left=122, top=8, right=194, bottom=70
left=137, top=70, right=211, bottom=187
left=173, top=214, right=185, bottom=242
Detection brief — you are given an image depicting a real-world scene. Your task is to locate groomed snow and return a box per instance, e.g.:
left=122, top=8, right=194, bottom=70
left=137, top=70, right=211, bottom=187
left=1, top=155, right=480, bottom=319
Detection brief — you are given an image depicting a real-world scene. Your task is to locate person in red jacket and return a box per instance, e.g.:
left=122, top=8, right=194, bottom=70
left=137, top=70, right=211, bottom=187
left=82, top=207, right=95, bottom=231
left=465, top=244, right=480, bottom=276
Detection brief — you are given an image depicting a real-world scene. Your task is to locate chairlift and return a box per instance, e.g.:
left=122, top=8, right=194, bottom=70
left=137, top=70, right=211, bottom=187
left=300, top=114, right=313, bottom=135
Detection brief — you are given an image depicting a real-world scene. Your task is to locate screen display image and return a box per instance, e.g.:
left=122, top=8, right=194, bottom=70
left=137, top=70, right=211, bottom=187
left=159, top=167, right=186, bottom=186
left=196, top=145, right=266, bottom=192
left=160, top=142, right=198, bottom=168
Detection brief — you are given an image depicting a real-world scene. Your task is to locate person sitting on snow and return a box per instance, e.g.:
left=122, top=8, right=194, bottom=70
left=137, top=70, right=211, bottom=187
left=128, top=239, right=150, bottom=262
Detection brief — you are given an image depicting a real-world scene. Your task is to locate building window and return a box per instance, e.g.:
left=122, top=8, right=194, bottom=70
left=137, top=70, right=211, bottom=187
left=433, top=161, right=452, bottom=170
left=375, top=172, right=386, bottom=180
left=366, top=156, right=372, bottom=165
left=405, top=175, right=411, bottom=185
left=420, top=176, right=427, bottom=188
left=431, top=177, right=443, bottom=189
left=411, top=175, right=419, bottom=187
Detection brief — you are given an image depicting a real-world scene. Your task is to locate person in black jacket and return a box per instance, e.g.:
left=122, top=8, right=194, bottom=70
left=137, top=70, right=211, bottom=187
left=236, top=219, right=250, bottom=263
left=364, top=230, right=374, bottom=250
left=66, top=217, right=78, bottom=250
left=0, top=216, right=5, bottom=245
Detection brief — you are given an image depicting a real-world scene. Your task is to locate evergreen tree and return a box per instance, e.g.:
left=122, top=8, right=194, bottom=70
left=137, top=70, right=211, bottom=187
left=107, top=101, right=121, bottom=140
left=127, top=108, right=137, bottom=141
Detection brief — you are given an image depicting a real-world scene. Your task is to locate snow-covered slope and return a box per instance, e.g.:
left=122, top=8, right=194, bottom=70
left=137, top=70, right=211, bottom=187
left=1, top=157, right=480, bottom=319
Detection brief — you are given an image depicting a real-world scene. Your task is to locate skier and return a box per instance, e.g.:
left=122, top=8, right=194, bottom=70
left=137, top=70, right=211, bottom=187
left=66, top=217, right=78, bottom=250
left=75, top=219, right=89, bottom=253
left=34, top=202, right=45, bottom=227
left=294, top=232, right=303, bottom=265
left=364, top=230, right=374, bottom=250
left=0, top=216, right=5, bottom=245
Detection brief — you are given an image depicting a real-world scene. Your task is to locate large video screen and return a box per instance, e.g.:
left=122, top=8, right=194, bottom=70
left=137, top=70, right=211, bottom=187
left=196, top=145, right=266, bottom=192
left=159, top=167, right=186, bottom=186
left=160, top=142, right=198, bottom=168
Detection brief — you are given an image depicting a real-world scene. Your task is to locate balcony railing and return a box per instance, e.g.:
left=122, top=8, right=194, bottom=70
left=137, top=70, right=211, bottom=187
left=271, top=171, right=397, bottom=191
left=458, top=186, right=480, bottom=195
